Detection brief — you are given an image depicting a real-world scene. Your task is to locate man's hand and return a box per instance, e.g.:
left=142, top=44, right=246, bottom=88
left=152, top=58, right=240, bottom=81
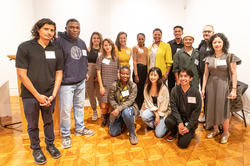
left=111, top=109, right=120, bottom=117
left=178, top=123, right=189, bottom=135
left=36, top=94, right=49, bottom=106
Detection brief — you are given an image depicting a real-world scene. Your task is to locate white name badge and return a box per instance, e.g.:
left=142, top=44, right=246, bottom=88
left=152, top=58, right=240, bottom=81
left=176, top=48, right=181, bottom=52
left=194, top=59, right=199, bottom=65
left=217, top=59, right=226, bottom=66
left=102, top=58, right=110, bottom=65
left=188, top=97, right=196, bottom=104
left=45, top=51, right=56, bottom=59
left=82, top=50, right=87, bottom=56
left=121, top=90, right=129, bottom=97
left=138, top=48, right=144, bottom=54
left=126, top=50, right=131, bottom=55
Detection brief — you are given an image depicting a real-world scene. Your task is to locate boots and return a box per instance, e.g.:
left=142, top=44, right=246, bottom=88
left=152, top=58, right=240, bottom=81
left=101, top=113, right=110, bottom=127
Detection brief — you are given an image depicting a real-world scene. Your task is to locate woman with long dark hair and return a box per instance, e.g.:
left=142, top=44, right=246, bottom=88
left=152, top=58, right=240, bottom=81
left=140, top=67, right=171, bottom=138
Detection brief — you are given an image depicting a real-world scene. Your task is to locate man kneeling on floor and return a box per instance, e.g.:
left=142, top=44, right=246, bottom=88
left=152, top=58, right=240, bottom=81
left=165, top=68, right=201, bottom=148
left=108, top=66, right=139, bottom=145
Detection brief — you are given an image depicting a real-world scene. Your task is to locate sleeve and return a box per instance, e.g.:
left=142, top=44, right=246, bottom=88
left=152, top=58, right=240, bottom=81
left=165, top=43, right=173, bottom=67
left=15, top=44, right=28, bottom=69
left=231, top=54, right=241, bottom=65
left=172, top=52, right=179, bottom=73
left=117, top=57, right=120, bottom=70
left=170, top=87, right=183, bottom=124
left=186, top=89, right=202, bottom=130
left=96, top=56, right=102, bottom=70
left=56, top=49, right=64, bottom=70
left=204, top=56, right=210, bottom=64
left=116, top=83, right=137, bottom=112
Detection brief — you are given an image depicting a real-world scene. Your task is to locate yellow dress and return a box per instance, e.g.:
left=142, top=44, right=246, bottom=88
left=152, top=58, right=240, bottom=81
left=116, top=47, right=131, bottom=67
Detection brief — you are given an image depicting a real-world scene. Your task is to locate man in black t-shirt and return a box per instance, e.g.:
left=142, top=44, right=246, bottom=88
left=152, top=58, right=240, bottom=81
left=16, top=18, right=64, bottom=165
left=168, top=26, right=184, bottom=93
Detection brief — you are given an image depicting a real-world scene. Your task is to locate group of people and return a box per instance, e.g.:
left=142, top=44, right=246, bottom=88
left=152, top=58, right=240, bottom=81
left=15, top=18, right=241, bottom=165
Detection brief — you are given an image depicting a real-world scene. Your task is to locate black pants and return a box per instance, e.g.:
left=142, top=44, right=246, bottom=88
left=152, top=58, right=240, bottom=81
left=168, top=67, right=175, bottom=93
left=165, top=114, right=195, bottom=149
left=133, top=64, right=147, bottom=109
left=22, top=98, right=55, bottom=150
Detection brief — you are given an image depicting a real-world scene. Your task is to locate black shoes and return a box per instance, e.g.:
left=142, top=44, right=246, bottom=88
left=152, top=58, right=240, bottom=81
left=46, top=144, right=61, bottom=159
left=33, top=149, right=47, bottom=165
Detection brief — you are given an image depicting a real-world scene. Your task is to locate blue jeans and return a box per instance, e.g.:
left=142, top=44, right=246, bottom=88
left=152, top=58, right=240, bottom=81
left=109, top=107, right=136, bottom=137
left=141, top=109, right=168, bottom=138
left=59, top=79, right=85, bottom=136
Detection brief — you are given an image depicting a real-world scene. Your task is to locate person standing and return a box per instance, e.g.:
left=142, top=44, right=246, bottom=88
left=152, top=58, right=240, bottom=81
left=97, top=38, right=120, bottom=127
left=148, top=28, right=173, bottom=82
left=132, top=33, right=148, bottom=109
left=173, top=34, right=200, bottom=89
left=202, top=33, right=241, bottom=144
left=168, top=25, right=184, bottom=92
left=86, top=32, right=103, bottom=121
left=16, top=18, right=63, bottom=164
left=197, top=25, right=214, bottom=123
left=54, top=18, right=95, bottom=149
left=165, top=68, right=201, bottom=148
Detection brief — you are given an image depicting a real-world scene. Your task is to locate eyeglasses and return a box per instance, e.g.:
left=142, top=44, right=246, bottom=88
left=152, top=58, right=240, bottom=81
left=203, top=31, right=213, bottom=34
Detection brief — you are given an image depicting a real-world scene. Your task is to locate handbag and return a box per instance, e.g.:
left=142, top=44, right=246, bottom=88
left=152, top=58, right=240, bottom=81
left=226, top=54, right=243, bottom=113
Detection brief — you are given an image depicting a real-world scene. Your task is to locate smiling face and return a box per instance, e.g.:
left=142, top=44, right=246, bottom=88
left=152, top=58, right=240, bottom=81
left=179, top=71, right=192, bottom=86
left=212, top=37, right=223, bottom=52
left=37, top=24, right=55, bottom=41
left=203, top=25, right=214, bottom=41
left=174, top=27, right=183, bottom=40
left=92, top=34, right=101, bottom=47
left=153, top=30, right=162, bottom=43
left=103, top=40, right=112, bottom=54
left=120, top=68, right=130, bottom=84
left=119, top=34, right=127, bottom=47
left=183, top=36, right=194, bottom=48
left=66, top=21, right=80, bottom=39
left=149, top=71, right=159, bottom=84
left=137, top=34, right=145, bottom=47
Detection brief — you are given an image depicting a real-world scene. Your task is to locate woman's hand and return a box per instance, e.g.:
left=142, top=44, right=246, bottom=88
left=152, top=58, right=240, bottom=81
left=135, top=75, right=139, bottom=83
left=201, top=89, right=205, bottom=98
left=100, top=87, right=105, bottom=96
left=154, top=114, right=160, bottom=126
left=228, top=89, right=237, bottom=99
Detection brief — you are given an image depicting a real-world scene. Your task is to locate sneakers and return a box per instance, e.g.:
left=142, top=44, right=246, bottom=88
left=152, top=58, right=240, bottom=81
left=46, top=144, right=61, bottom=159
left=198, top=114, right=205, bottom=123
left=167, top=132, right=176, bottom=141
left=129, top=134, right=138, bottom=145
left=33, top=149, right=46, bottom=165
left=62, top=136, right=72, bottom=149
left=75, top=128, right=95, bottom=136
left=92, top=110, right=98, bottom=121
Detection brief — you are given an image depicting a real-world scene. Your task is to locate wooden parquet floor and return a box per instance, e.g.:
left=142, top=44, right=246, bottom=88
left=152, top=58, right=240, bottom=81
left=0, top=97, right=250, bottom=166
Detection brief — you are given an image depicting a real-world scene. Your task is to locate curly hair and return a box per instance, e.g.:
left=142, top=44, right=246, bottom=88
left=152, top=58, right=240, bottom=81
left=89, top=32, right=103, bottom=49
left=115, top=32, right=127, bottom=51
left=209, top=33, right=229, bottom=55
left=101, top=38, right=117, bottom=60
left=31, top=18, right=56, bottom=40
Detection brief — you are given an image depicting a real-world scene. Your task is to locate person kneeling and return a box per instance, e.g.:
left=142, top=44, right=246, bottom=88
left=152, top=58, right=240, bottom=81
left=108, top=66, right=139, bottom=145
left=140, top=67, right=171, bottom=138
left=165, top=68, right=201, bottom=148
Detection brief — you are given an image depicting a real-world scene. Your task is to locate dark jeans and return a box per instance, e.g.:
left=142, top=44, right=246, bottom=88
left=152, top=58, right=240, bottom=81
left=22, top=98, right=55, bottom=150
left=109, top=107, right=135, bottom=136
left=168, top=67, right=176, bottom=93
left=133, top=64, right=147, bottom=110
left=165, top=114, right=195, bottom=149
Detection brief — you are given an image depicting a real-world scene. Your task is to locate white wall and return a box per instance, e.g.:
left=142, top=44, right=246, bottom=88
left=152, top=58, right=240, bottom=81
left=0, top=0, right=35, bottom=96
left=184, top=0, right=250, bottom=110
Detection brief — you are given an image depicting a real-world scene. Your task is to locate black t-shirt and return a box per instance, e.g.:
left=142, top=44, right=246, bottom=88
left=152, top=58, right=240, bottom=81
left=16, top=39, right=64, bottom=98
left=87, top=48, right=100, bottom=63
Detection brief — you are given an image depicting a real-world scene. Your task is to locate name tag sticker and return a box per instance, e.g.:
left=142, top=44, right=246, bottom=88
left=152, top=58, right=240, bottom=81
left=217, top=60, right=226, bottom=66
left=121, top=90, right=129, bottom=97
left=138, top=48, right=144, bottom=54
left=188, top=97, right=196, bottom=104
left=102, top=58, right=110, bottom=65
left=45, top=51, right=56, bottom=59
left=126, top=50, right=131, bottom=54
left=194, top=59, right=199, bottom=65
left=82, top=50, right=87, bottom=56
left=176, top=48, right=181, bottom=52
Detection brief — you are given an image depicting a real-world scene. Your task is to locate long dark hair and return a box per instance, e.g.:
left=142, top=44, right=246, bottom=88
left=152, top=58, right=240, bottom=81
left=31, top=18, right=56, bottom=40
left=146, top=67, right=163, bottom=94
left=101, top=38, right=116, bottom=60
left=209, top=33, right=229, bottom=55
left=115, top=32, right=127, bottom=51
left=89, top=32, right=103, bottom=49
